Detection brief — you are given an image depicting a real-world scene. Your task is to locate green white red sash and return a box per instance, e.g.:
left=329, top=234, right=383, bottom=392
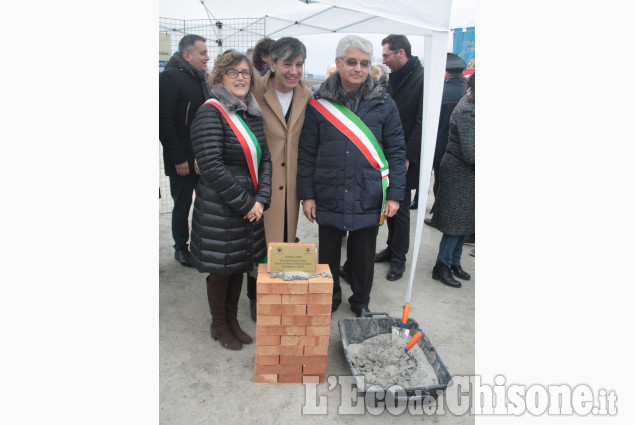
left=308, top=97, right=389, bottom=212
left=205, top=98, right=262, bottom=189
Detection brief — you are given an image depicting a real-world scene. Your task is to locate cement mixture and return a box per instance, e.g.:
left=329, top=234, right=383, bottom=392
left=346, top=333, right=438, bottom=389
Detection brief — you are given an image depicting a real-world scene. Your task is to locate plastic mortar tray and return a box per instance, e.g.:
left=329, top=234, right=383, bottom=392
left=338, top=312, right=452, bottom=403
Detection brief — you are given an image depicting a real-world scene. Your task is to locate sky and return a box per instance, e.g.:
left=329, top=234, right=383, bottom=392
left=158, top=0, right=454, bottom=77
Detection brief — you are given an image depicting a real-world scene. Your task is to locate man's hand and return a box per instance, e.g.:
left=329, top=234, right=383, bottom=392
left=406, top=158, right=410, bottom=171
left=302, top=199, right=317, bottom=223
left=175, top=161, right=190, bottom=176
left=383, top=199, right=400, bottom=218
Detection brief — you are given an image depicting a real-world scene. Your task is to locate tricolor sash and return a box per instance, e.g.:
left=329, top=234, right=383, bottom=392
left=205, top=98, right=262, bottom=189
left=308, top=97, right=390, bottom=212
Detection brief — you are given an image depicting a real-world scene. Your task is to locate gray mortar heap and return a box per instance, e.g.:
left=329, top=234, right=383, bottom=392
left=269, top=271, right=332, bottom=281
left=346, top=334, right=438, bottom=389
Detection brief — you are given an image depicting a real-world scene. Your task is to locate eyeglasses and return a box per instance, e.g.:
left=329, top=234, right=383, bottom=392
left=382, top=50, right=400, bottom=59
left=341, top=58, right=370, bottom=68
left=224, top=69, right=252, bottom=79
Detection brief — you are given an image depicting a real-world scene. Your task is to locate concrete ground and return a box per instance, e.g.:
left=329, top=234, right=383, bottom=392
left=159, top=187, right=475, bottom=424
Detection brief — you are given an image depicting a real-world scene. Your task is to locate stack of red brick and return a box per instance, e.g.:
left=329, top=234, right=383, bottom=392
left=254, top=264, right=333, bottom=383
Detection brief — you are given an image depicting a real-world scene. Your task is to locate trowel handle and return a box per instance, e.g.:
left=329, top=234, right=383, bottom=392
left=401, top=303, right=411, bottom=328
left=404, top=330, right=423, bottom=353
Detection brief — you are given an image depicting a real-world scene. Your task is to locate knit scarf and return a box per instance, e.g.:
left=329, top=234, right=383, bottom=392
left=173, top=52, right=212, bottom=100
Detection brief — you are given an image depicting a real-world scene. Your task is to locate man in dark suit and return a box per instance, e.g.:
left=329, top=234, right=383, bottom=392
left=374, top=34, right=423, bottom=281
left=159, top=34, right=211, bottom=267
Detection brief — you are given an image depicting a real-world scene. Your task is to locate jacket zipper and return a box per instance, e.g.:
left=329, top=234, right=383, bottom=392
left=185, top=102, right=191, bottom=125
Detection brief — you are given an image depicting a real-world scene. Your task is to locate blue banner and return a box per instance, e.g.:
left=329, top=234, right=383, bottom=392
left=453, top=27, right=475, bottom=70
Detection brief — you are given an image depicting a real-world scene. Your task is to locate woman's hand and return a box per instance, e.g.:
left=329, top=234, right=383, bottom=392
left=194, top=159, right=201, bottom=175
left=244, top=201, right=264, bottom=222
left=302, top=199, right=316, bottom=223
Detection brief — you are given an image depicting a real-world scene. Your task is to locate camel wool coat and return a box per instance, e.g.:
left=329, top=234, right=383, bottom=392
left=252, top=71, right=311, bottom=244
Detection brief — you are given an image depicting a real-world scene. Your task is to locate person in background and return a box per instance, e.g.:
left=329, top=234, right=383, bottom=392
left=250, top=37, right=312, bottom=321
left=370, top=63, right=389, bottom=87
left=159, top=34, right=211, bottom=268
left=189, top=51, right=272, bottom=350
left=374, top=34, right=424, bottom=281
left=252, top=37, right=275, bottom=76
left=424, top=53, right=467, bottom=227
left=298, top=35, right=406, bottom=317
left=431, top=73, right=475, bottom=288
left=311, top=63, right=336, bottom=94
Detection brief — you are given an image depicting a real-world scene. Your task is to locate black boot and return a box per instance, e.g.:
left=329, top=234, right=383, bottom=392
left=451, top=264, right=471, bottom=280
left=225, top=274, right=252, bottom=344
left=207, top=274, right=242, bottom=350
left=432, top=262, right=461, bottom=288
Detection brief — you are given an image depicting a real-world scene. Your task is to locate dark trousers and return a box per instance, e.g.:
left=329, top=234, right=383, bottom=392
left=320, top=225, right=378, bottom=310
left=384, top=190, right=412, bottom=262
left=169, top=174, right=199, bottom=252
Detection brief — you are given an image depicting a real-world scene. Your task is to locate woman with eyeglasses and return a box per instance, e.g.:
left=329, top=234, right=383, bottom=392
left=189, top=50, right=272, bottom=350
left=297, top=35, right=407, bottom=317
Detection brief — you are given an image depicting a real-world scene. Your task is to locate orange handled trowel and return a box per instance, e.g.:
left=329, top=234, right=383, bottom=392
left=403, top=330, right=424, bottom=361
left=391, top=265, right=415, bottom=339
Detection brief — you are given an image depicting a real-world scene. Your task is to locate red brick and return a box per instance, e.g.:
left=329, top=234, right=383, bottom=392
left=258, top=282, right=309, bottom=294
left=281, top=293, right=331, bottom=304
left=256, top=325, right=306, bottom=336
left=279, top=315, right=329, bottom=326
left=256, top=345, right=304, bottom=356
left=279, top=336, right=302, bottom=346
left=255, top=364, right=302, bottom=375
left=304, top=345, right=328, bottom=356
left=302, top=375, right=325, bottom=384
left=308, top=282, right=333, bottom=294
left=257, top=315, right=281, bottom=325
left=303, top=364, right=327, bottom=375
left=256, top=335, right=281, bottom=346
left=307, top=304, right=331, bottom=315
left=306, top=326, right=330, bottom=336
left=278, top=374, right=304, bottom=383
left=281, top=315, right=313, bottom=326
left=259, top=304, right=306, bottom=316
left=255, top=355, right=279, bottom=365
left=279, top=355, right=327, bottom=365
left=299, top=336, right=330, bottom=346
left=254, top=374, right=277, bottom=383
left=258, top=294, right=282, bottom=304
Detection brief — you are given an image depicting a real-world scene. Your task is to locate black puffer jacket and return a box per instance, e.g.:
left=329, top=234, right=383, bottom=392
left=190, top=84, right=272, bottom=274
left=297, top=73, right=406, bottom=232
left=159, top=53, right=209, bottom=177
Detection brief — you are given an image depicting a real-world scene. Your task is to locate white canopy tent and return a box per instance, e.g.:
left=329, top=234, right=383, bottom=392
left=256, top=0, right=474, bottom=304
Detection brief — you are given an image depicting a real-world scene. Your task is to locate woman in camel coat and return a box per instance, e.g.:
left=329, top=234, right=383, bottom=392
left=248, top=37, right=312, bottom=320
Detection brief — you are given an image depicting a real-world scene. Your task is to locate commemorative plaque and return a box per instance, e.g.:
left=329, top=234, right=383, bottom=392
left=267, top=243, right=317, bottom=273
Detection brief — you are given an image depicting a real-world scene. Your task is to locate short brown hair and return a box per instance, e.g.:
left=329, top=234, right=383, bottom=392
left=208, top=50, right=255, bottom=90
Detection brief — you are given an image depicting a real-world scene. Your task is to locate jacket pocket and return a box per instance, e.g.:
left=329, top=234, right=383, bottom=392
left=360, top=168, right=382, bottom=211
left=314, top=168, right=338, bottom=210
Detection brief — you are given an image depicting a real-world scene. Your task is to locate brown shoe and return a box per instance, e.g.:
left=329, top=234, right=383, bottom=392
left=210, top=322, right=242, bottom=350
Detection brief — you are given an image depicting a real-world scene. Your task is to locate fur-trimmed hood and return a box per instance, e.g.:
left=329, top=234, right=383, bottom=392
left=316, top=70, right=384, bottom=102
left=209, top=84, right=262, bottom=117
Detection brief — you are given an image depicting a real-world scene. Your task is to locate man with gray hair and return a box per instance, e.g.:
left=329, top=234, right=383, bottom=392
left=251, top=37, right=312, bottom=321
left=159, top=34, right=211, bottom=267
left=298, top=35, right=407, bottom=316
